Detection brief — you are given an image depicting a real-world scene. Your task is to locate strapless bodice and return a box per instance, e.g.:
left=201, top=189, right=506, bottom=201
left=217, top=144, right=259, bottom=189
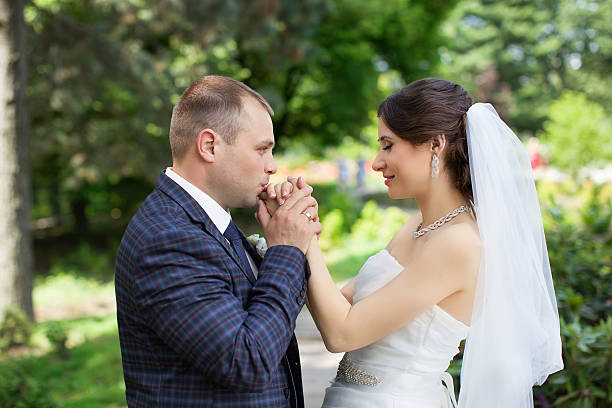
left=322, top=249, right=469, bottom=407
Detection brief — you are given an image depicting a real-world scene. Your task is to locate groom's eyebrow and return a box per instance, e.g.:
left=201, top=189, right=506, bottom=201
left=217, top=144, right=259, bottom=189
left=259, top=140, right=275, bottom=148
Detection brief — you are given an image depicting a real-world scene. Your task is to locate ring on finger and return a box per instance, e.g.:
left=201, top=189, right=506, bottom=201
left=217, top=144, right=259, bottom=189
left=303, top=212, right=313, bottom=222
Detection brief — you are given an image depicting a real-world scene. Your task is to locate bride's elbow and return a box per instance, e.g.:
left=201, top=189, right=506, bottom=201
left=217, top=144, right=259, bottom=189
left=323, top=336, right=350, bottom=353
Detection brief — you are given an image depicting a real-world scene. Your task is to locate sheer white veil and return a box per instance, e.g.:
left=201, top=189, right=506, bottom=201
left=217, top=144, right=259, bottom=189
left=458, top=103, right=563, bottom=407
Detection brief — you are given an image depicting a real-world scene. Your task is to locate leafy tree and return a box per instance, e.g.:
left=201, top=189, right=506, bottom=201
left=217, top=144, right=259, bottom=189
left=25, top=0, right=458, bottom=232
left=438, top=0, right=612, bottom=135
left=540, top=91, right=612, bottom=177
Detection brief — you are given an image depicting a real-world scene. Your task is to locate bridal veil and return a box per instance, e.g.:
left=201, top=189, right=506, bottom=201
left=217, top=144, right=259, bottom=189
left=458, top=103, right=563, bottom=407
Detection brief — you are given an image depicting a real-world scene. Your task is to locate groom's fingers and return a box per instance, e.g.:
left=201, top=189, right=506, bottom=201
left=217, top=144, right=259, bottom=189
left=256, top=200, right=271, bottom=227
left=307, top=199, right=320, bottom=222
left=289, top=196, right=318, bottom=217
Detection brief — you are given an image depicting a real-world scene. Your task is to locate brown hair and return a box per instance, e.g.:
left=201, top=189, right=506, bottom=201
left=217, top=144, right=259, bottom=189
left=169, top=75, right=274, bottom=159
left=377, top=78, right=474, bottom=204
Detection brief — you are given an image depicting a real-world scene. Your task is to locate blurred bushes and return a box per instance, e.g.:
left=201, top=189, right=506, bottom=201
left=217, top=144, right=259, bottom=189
left=536, top=186, right=611, bottom=406
left=0, top=307, right=33, bottom=351
left=45, top=322, right=69, bottom=358
left=0, top=362, right=57, bottom=408
left=48, top=243, right=115, bottom=282
left=540, top=92, right=612, bottom=178
left=540, top=317, right=612, bottom=406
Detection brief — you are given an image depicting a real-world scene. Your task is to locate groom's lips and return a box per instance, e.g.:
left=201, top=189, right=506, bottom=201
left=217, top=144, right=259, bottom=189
left=257, top=183, right=268, bottom=195
left=383, top=175, right=395, bottom=185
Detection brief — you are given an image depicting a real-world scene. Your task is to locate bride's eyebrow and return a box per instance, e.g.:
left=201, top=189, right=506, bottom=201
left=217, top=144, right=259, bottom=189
left=378, top=135, right=392, bottom=143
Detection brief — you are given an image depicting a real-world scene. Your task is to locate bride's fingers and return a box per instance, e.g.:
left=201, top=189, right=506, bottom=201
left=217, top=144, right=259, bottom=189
left=280, top=181, right=294, bottom=200
left=308, top=200, right=320, bottom=222
left=280, top=183, right=313, bottom=210
left=266, top=183, right=277, bottom=200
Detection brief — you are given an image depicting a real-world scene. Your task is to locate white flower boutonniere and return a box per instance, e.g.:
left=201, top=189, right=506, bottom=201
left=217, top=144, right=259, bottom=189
left=247, top=234, right=268, bottom=257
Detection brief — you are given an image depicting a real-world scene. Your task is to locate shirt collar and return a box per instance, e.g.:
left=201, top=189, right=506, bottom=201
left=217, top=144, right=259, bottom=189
left=165, top=167, right=231, bottom=234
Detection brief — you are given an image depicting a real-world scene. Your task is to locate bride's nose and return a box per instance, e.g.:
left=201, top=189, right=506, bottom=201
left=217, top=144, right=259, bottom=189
left=372, top=153, right=385, bottom=172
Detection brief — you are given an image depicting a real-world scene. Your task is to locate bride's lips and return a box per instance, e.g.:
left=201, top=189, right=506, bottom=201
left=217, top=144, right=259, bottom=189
left=383, top=175, right=394, bottom=185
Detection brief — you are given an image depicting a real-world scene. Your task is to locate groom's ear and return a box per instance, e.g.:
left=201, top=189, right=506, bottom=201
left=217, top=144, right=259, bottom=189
left=196, top=128, right=218, bottom=163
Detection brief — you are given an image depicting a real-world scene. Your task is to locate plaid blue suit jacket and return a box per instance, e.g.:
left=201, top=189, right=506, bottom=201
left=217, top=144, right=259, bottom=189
left=115, top=172, right=309, bottom=407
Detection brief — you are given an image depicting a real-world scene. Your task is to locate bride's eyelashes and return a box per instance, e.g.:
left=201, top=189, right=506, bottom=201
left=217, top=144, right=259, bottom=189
left=383, top=144, right=393, bottom=151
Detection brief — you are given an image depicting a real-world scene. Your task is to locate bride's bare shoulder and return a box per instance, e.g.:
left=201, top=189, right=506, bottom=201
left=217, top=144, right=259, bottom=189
left=424, top=222, right=482, bottom=269
left=386, top=212, right=422, bottom=250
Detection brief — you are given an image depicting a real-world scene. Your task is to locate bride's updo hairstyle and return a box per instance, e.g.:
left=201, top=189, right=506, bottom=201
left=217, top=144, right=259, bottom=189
left=377, top=78, right=474, bottom=204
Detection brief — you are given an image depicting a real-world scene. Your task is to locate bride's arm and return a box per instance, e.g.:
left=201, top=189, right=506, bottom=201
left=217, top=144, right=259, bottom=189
left=305, top=226, right=481, bottom=353
left=339, top=279, right=355, bottom=304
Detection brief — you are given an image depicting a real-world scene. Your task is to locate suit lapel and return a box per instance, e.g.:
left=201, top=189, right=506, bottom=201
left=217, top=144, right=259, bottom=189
left=155, top=171, right=256, bottom=285
left=240, top=232, right=263, bottom=269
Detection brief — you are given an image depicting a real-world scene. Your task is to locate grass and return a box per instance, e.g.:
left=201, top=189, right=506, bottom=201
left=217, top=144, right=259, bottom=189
left=17, top=331, right=125, bottom=408
left=1, top=264, right=125, bottom=407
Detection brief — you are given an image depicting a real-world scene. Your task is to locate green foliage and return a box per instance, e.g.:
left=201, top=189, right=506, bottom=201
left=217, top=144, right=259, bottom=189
left=543, top=193, right=611, bottom=326
left=0, top=362, right=57, bottom=408
left=540, top=92, right=612, bottom=177
left=49, top=243, right=114, bottom=282
left=533, top=184, right=612, bottom=406
left=313, top=183, right=361, bottom=233
left=537, top=318, right=612, bottom=407
left=0, top=332, right=125, bottom=408
left=439, top=0, right=612, bottom=134
left=319, top=209, right=345, bottom=251
left=349, top=201, right=409, bottom=243
left=26, top=0, right=458, bottom=236
left=0, top=306, right=33, bottom=351
left=45, top=322, right=69, bottom=358
left=323, top=201, right=410, bottom=282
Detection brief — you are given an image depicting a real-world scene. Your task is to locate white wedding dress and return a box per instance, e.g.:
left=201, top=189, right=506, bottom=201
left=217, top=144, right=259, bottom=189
left=322, top=249, right=469, bottom=407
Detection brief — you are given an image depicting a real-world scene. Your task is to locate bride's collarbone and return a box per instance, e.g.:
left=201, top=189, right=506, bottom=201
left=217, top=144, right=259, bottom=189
left=387, top=218, right=479, bottom=267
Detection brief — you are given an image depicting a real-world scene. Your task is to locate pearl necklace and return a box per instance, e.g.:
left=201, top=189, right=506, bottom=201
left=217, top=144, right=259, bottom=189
left=414, top=205, right=472, bottom=239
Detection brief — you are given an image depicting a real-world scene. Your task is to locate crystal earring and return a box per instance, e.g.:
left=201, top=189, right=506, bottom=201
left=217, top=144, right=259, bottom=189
left=431, top=153, right=439, bottom=179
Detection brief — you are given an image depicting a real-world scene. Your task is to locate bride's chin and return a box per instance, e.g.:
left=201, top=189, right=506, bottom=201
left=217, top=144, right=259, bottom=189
left=387, top=190, right=406, bottom=200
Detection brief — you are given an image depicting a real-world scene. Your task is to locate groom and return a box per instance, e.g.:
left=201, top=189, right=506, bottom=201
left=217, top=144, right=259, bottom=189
left=115, top=75, right=320, bottom=407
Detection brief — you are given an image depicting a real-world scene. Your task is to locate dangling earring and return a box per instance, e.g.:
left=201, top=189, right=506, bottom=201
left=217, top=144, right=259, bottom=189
left=431, top=153, right=439, bottom=179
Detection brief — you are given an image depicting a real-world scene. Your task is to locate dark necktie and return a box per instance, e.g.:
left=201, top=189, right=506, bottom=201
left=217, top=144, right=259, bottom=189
left=223, top=221, right=254, bottom=279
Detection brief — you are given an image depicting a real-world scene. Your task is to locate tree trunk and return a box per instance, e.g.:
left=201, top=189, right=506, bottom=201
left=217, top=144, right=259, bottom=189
left=0, top=0, right=34, bottom=320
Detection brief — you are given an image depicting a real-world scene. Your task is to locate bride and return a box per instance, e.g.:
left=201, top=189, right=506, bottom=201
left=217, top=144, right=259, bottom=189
left=260, top=78, right=563, bottom=407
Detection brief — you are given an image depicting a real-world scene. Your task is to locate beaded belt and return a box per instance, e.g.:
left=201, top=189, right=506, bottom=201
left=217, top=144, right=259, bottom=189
left=335, top=354, right=382, bottom=387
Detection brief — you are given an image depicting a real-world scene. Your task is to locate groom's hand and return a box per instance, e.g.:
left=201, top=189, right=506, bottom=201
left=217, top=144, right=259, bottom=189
left=256, top=181, right=321, bottom=254
left=259, top=176, right=319, bottom=222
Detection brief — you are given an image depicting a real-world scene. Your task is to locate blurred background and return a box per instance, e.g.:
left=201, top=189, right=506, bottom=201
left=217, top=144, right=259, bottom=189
left=0, top=0, right=610, bottom=407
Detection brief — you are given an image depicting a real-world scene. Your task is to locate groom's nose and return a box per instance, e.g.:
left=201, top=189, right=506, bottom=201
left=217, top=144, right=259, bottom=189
left=265, top=155, right=277, bottom=175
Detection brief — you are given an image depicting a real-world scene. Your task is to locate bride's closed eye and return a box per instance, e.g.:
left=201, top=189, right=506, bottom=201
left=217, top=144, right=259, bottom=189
left=383, top=144, right=393, bottom=151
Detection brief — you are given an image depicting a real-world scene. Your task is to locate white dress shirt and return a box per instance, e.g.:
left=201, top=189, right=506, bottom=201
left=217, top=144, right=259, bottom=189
left=165, top=168, right=258, bottom=278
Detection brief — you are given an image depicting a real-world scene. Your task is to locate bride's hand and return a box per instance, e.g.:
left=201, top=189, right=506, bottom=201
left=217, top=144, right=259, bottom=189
left=259, top=179, right=296, bottom=216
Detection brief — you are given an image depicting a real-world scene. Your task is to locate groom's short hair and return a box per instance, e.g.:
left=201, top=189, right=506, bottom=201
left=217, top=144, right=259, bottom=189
left=169, top=75, right=274, bottom=159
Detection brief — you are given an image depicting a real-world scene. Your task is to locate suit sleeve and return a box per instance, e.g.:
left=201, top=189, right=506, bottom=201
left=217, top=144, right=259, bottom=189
left=134, top=228, right=307, bottom=392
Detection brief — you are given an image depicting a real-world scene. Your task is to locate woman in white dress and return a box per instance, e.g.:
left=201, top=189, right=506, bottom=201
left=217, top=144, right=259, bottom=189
left=261, top=78, right=563, bottom=407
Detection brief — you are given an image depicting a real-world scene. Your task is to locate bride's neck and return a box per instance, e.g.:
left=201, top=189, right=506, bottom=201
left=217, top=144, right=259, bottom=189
left=416, top=182, right=469, bottom=227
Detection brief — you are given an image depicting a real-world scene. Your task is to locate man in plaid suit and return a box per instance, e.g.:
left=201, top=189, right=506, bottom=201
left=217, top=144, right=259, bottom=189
left=115, top=75, right=321, bottom=407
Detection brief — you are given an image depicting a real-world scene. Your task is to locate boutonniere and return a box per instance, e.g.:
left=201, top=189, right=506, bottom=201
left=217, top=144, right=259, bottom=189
left=247, top=234, right=268, bottom=257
